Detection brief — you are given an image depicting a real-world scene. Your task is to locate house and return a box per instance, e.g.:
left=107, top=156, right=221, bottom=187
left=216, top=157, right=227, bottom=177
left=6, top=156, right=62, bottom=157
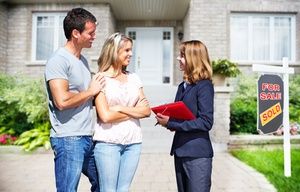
left=0, top=0, right=299, bottom=151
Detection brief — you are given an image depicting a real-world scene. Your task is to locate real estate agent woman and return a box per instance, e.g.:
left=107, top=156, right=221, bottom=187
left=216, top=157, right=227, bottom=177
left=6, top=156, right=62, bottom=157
left=155, top=40, right=214, bottom=192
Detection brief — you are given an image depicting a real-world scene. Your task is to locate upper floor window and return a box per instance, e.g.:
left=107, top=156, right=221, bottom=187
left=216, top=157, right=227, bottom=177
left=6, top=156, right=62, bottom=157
left=230, top=13, right=295, bottom=63
left=32, top=12, right=66, bottom=62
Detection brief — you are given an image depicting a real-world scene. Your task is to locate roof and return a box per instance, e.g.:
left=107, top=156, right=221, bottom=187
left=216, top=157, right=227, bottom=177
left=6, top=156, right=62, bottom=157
left=4, top=0, right=190, bottom=20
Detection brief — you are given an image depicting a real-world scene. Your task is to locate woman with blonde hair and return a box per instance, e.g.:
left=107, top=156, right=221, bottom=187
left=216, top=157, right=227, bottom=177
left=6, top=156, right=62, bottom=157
left=156, top=40, right=214, bottom=192
left=93, top=32, right=151, bottom=192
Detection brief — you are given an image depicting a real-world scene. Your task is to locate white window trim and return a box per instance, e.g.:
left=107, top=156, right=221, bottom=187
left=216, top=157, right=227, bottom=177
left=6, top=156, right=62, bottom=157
left=31, top=12, right=66, bottom=63
left=231, top=13, right=296, bottom=63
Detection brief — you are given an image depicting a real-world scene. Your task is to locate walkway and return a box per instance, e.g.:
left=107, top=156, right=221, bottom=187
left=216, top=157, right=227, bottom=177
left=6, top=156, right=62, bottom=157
left=0, top=147, right=276, bottom=192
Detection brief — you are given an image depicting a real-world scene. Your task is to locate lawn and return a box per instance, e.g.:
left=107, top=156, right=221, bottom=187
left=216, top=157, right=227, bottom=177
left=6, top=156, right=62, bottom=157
left=230, top=148, right=300, bottom=192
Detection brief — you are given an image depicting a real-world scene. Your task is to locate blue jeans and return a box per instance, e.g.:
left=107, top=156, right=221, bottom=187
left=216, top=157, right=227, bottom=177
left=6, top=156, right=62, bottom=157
left=50, top=136, right=99, bottom=192
left=94, top=142, right=141, bottom=192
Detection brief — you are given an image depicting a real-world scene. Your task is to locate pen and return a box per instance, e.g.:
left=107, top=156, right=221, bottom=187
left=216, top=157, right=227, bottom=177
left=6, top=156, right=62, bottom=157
left=154, top=107, right=168, bottom=126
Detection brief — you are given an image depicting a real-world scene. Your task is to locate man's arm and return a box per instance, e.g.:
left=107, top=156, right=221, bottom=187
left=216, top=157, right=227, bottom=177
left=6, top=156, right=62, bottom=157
left=49, top=73, right=105, bottom=110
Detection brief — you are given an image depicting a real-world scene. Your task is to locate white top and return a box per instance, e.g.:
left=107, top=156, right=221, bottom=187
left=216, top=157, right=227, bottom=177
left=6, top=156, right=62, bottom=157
left=93, top=73, right=143, bottom=144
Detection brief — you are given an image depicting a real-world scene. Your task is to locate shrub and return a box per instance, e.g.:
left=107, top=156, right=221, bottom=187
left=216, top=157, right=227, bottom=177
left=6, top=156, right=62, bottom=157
left=230, top=74, right=258, bottom=134
left=230, top=98, right=257, bottom=134
left=0, top=73, right=50, bottom=151
left=289, top=74, right=300, bottom=124
left=14, top=122, right=50, bottom=151
left=0, top=74, right=31, bottom=135
left=0, top=134, right=17, bottom=145
left=230, top=74, right=300, bottom=134
left=212, top=59, right=241, bottom=77
left=2, top=76, right=48, bottom=124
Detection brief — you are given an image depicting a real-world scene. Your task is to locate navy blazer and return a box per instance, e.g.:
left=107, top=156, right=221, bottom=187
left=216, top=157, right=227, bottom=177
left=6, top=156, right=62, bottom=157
left=167, top=79, right=214, bottom=158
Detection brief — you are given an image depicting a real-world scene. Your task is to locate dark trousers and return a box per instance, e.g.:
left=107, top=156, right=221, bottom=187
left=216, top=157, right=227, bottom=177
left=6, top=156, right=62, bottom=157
left=174, top=156, right=212, bottom=192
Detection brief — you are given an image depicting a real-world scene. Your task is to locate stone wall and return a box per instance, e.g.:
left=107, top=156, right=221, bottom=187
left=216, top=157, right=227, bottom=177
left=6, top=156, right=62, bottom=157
left=85, top=4, right=116, bottom=73
left=184, top=0, right=300, bottom=61
left=182, top=0, right=300, bottom=76
left=0, top=3, right=7, bottom=73
left=228, top=0, right=300, bottom=73
left=229, top=135, right=300, bottom=150
left=183, top=0, right=228, bottom=60
left=1, top=0, right=299, bottom=148
left=5, top=3, right=115, bottom=78
left=3, top=0, right=300, bottom=77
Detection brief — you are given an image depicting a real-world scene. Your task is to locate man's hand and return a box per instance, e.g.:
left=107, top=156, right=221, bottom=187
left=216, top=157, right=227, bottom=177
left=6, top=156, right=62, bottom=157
left=88, top=72, right=105, bottom=96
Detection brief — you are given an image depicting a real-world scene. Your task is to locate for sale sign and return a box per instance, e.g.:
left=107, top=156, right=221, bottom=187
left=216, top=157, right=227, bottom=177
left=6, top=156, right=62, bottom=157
left=258, top=74, right=284, bottom=134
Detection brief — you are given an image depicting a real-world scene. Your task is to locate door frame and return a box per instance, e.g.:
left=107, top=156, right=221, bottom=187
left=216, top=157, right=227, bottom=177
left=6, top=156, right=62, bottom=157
left=125, top=27, right=174, bottom=85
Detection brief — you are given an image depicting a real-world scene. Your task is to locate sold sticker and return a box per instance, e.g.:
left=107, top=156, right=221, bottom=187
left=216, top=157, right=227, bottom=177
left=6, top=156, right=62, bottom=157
left=259, top=102, right=282, bottom=126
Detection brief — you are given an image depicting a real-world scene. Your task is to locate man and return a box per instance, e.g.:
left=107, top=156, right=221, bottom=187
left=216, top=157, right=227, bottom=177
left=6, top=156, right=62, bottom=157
left=45, top=8, right=104, bottom=192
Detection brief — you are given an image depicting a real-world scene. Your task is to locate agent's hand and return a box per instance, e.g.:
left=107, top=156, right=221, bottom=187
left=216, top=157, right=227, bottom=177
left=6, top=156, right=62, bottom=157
left=88, top=72, right=105, bottom=96
left=155, top=113, right=169, bottom=127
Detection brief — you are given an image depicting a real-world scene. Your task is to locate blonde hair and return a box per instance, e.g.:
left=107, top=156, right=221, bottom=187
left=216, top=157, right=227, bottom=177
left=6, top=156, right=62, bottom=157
left=98, top=32, right=133, bottom=73
left=180, top=40, right=212, bottom=83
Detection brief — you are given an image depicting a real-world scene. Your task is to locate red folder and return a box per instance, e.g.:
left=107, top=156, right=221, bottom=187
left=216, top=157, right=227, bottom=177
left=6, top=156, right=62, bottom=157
left=151, top=101, right=196, bottom=120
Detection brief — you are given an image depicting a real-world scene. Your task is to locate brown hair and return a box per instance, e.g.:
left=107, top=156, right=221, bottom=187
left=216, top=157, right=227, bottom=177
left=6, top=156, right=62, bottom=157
left=63, top=8, right=96, bottom=40
left=179, top=40, right=212, bottom=83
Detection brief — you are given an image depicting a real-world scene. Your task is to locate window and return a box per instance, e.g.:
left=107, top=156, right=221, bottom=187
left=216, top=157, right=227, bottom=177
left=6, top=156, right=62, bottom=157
left=230, top=14, right=295, bottom=62
left=128, top=31, right=136, bottom=40
left=32, top=12, right=66, bottom=61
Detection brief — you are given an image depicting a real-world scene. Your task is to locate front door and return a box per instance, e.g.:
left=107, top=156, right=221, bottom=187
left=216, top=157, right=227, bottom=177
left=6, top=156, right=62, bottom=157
left=126, top=27, right=173, bottom=85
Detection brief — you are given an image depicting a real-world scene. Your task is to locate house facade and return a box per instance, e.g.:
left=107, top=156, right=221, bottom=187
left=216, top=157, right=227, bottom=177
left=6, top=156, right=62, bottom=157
left=0, top=0, right=299, bottom=151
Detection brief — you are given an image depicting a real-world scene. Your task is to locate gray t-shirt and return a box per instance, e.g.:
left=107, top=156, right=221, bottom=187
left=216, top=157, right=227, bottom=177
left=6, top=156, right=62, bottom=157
left=45, top=47, right=93, bottom=137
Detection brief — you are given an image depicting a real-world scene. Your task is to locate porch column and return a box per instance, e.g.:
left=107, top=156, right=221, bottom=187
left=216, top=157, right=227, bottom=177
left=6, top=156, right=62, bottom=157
left=211, top=86, right=233, bottom=152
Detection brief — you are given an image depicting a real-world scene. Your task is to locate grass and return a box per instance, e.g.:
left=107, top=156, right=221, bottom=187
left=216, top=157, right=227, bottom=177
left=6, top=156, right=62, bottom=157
left=230, top=148, right=300, bottom=192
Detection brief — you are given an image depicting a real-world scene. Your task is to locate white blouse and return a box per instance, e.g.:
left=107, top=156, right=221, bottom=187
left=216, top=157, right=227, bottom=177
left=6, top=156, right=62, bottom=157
left=93, top=73, right=143, bottom=144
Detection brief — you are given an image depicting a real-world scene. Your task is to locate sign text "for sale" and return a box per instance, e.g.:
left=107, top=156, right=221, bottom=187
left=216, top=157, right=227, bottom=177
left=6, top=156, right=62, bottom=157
left=260, top=83, right=282, bottom=100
